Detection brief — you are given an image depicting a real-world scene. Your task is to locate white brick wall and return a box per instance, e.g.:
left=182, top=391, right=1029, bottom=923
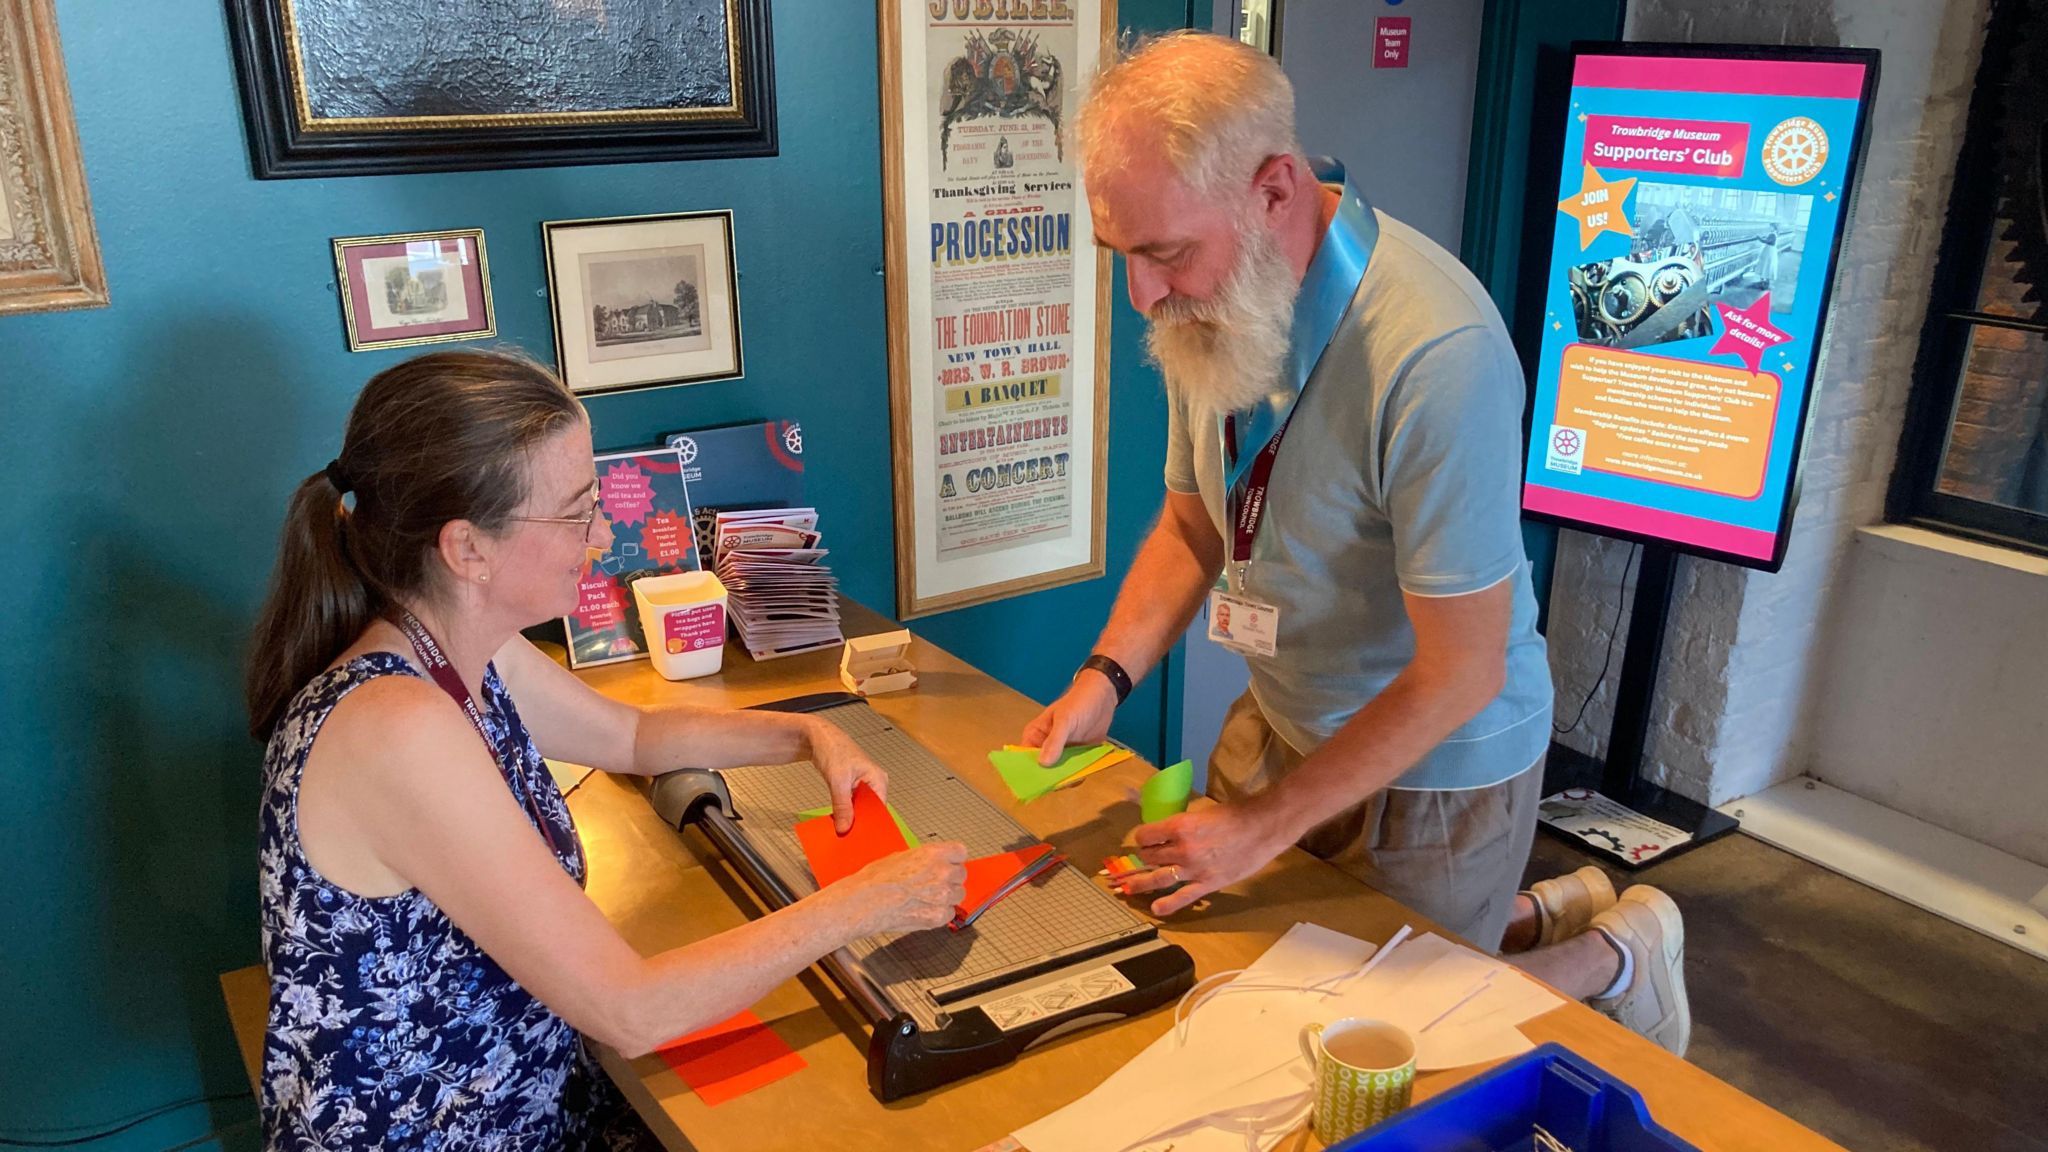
left=1545, top=0, right=1990, bottom=805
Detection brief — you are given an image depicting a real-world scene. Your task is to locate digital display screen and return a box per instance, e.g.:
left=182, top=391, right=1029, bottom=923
left=1521, top=45, right=1879, bottom=571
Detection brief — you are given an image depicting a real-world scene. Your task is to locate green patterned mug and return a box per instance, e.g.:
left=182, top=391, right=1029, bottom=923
left=1298, top=1017, right=1417, bottom=1143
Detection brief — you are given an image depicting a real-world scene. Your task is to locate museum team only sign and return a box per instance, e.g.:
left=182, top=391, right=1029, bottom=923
left=1522, top=45, right=1879, bottom=571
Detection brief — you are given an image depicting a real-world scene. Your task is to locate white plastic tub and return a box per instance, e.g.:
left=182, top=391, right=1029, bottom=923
left=633, top=570, right=729, bottom=680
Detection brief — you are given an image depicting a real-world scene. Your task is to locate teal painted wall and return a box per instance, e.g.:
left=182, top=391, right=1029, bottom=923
left=0, top=1, right=1201, bottom=1147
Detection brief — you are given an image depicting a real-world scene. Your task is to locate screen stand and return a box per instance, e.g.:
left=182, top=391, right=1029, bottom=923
left=1538, top=542, right=1740, bottom=870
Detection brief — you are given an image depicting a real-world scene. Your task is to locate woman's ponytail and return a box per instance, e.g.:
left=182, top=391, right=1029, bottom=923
left=244, top=467, right=378, bottom=739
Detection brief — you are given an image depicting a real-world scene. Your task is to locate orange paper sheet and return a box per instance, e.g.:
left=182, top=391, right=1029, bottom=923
left=955, top=843, right=1058, bottom=923
left=793, top=782, right=908, bottom=888
left=655, top=1011, right=806, bottom=1106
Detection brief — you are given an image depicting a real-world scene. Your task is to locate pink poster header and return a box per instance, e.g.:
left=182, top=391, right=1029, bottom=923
left=1583, top=115, right=1749, bottom=178
left=1523, top=483, right=1779, bottom=561
left=1575, top=54, right=1866, bottom=101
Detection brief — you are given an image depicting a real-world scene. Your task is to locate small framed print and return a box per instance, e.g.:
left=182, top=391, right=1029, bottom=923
left=332, top=229, right=496, bottom=352
left=543, top=211, right=743, bottom=395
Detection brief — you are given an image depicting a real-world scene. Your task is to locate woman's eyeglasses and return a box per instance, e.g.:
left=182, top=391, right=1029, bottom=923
left=508, top=496, right=607, bottom=543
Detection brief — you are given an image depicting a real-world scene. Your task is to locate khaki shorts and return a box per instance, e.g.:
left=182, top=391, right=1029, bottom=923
left=1207, top=691, right=1542, bottom=953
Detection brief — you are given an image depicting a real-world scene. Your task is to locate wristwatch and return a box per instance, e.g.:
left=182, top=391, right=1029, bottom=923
left=1077, top=653, right=1133, bottom=705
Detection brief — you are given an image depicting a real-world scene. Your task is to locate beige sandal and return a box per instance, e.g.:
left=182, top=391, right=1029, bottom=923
left=1524, top=865, right=1618, bottom=947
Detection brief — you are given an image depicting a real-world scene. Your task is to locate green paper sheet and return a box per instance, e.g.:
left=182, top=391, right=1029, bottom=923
left=989, top=743, right=1116, bottom=802
left=795, top=801, right=922, bottom=848
left=1140, top=759, right=1195, bottom=823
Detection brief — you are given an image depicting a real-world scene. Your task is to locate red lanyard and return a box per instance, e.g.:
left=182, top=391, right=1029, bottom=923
left=390, top=609, right=584, bottom=879
left=1224, top=409, right=1297, bottom=584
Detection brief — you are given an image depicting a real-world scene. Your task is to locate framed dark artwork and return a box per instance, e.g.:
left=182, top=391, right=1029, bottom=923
left=1, top=0, right=106, bottom=315
left=224, top=0, right=777, bottom=178
left=543, top=210, right=742, bottom=395
left=332, top=228, right=496, bottom=352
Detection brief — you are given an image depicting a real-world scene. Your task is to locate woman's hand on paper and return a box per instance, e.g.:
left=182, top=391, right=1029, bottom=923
left=846, top=842, right=969, bottom=934
left=806, top=719, right=890, bottom=833
left=1118, top=799, right=1291, bottom=917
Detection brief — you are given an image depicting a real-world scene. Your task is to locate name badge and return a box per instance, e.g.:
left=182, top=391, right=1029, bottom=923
left=1207, top=589, right=1280, bottom=658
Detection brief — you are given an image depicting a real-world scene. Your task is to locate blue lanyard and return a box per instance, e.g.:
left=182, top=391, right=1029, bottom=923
left=1219, top=158, right=1378, bottom=582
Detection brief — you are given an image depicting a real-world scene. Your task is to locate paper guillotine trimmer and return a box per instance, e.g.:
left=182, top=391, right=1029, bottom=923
left=639, top=693, right=1195, bottom=1101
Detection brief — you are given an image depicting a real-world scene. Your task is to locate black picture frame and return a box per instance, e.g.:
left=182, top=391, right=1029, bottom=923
left=542, top=210, right=744, bottom=396
left=224, top=0, right=777, bottom=179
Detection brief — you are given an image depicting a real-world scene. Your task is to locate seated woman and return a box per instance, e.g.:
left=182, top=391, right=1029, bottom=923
left=246, top=349, right=967, bottom=1148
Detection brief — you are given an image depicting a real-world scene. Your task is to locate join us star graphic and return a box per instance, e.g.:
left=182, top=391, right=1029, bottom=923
left=1556, top=166, right=1636, bottom=250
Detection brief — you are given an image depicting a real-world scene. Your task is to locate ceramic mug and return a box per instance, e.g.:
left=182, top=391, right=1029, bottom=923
left=1298, top=1017, right=1417, bottom=1143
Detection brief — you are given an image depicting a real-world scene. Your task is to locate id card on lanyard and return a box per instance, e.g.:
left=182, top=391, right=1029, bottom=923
left=1207, top=160, right=1378, bottom=660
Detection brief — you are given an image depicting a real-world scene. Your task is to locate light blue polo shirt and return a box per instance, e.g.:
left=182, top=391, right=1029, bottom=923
left=1166, top=203, right=1553, bottom=791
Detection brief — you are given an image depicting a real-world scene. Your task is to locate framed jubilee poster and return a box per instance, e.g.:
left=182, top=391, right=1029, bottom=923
left=879, top=0, right=1114, bottom=619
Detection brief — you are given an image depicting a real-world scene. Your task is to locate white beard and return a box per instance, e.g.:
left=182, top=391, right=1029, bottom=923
left=1144, top=219, right=1301, bottom=415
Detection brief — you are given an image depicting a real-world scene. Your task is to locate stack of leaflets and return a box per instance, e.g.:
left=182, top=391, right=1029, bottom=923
left=712, top=508, right=843, bottom=660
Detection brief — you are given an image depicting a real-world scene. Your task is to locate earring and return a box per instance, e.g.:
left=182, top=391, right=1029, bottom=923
left=479, top=572, right=491, bottom=583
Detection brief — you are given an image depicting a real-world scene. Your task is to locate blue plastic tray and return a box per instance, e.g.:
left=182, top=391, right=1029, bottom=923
left=1327, top=1044, right=1702, bottom=1152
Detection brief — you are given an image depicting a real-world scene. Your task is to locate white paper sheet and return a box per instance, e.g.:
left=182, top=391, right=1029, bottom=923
left=1011, top=924, right=1566, bottom=1152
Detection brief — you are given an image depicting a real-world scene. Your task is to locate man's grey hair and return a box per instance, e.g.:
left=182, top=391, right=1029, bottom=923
left=1074, top=31, right=1306, bottom=202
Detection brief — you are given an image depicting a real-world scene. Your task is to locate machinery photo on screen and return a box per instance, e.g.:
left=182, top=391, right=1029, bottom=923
left=1566, top=182, right=1812, bottom=351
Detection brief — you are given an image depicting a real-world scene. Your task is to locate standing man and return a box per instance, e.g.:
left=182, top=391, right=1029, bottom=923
left=1024, top=32, right=1690, bottom=1055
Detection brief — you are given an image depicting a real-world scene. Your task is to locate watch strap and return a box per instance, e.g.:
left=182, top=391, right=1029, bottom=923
left=1078, top=653, right=1133, bottom=705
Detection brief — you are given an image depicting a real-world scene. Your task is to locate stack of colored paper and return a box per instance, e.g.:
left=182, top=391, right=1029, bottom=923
left=792, top=784, right=907, bottom=889
left=795, top=801, right=921, bottom=848
left=987, top=743, right=1135, bottom=802
left=713, top=508, right=843, bottom=660
left=1101, top=852, right=1149, bottom=880
left=952, top=844, right=1064, bottom=930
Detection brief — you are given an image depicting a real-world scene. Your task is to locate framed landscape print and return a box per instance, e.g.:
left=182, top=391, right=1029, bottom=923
left=543, top=211, right=742, bottom=396
left=332, top=229, right=495, bottom=352
left=1, top=0, right=107, bottom=315
left=224, top=0, right=777, bottom=178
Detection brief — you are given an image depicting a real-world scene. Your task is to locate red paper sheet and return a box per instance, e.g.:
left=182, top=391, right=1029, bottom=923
left=955, top=843, right=1057, bottom=923
left=793, top=782, right=908, bottom=888
left=654, top=1011, right=806, bottom=1106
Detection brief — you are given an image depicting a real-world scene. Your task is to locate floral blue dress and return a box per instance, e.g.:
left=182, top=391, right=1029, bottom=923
left=258, top=652, right=651, bottom=1150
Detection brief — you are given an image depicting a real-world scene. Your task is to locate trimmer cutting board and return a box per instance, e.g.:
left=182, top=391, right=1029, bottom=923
left=641, top=693, right=1195, bottom=1101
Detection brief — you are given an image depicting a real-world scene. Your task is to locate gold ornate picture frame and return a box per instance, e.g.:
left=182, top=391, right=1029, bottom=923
left=0, top=0, right=106, bottom=316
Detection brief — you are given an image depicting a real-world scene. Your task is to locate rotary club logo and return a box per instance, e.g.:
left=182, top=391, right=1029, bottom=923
left=1762, top=117, right=1828, bottom=186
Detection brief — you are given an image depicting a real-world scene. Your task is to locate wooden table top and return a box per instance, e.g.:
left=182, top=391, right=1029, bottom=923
left=562, top=600, right=1844, bottom=1152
